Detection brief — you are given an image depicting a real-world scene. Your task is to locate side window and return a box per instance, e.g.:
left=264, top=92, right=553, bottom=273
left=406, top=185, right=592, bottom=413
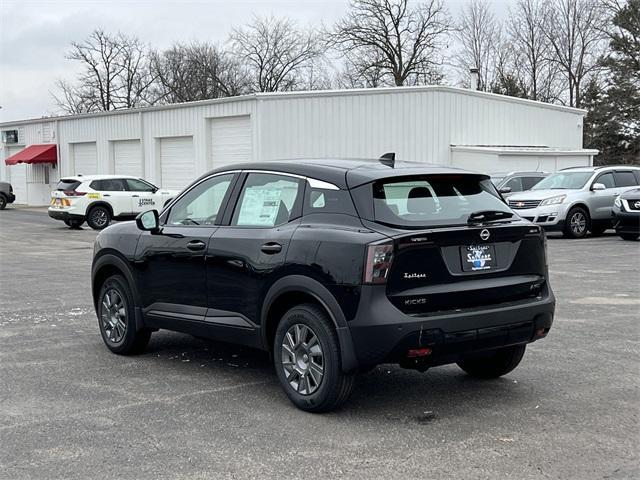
left=596, top=172, right=615, bottom=189
left=522, top=176, right=544, bottom=190
left=91, top=179, right=126, bottom=191
left=614, top=171, right=638, bottom=187
left=634, top=170, right=640, bottom=184
left=167, top=174, right=234, bottom=226
left=125, top=179, right=156, bottom=192
left=232, top=173, right=302, bottom=227
left=304, top=187, right=357, bottom=216
left=503, top=177, right=524, bottom=192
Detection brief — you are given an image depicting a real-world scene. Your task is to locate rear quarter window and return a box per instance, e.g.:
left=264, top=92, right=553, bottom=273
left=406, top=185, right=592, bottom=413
left=303, top=188, right=357, bottom=216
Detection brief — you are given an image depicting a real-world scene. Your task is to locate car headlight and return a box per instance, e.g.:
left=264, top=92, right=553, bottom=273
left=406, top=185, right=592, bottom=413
left=539, top=195, right=566, bottom=206
left=614, top=197, right=622, bottom=208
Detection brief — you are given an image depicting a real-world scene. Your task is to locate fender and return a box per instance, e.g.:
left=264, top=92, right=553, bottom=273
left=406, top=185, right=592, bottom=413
left=87, top=200, right=115, bottom=217
left=261, top=275, right=360, bottom=372
left=92, top=251, right=145, bottom=332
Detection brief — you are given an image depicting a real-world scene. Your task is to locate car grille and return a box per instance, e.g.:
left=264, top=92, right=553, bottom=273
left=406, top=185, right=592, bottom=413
left=626, top=199, right=640, bottom=211
left=508, top=199, right=542, bottom=209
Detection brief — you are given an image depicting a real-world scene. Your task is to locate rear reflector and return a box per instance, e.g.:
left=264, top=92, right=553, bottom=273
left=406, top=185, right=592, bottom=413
left=407, top=348, right=432, bottom=358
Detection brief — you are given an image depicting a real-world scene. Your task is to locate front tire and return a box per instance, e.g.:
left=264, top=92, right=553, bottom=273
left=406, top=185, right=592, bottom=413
left=457, top=344, right=526, bottom=379
left=273, top=304, right=355, bottom=413
left=87, top=205, right=111, bottom=230
left=563, top=206, right=590, bottom=239
left=0, top=194, right=7, bottom=210
left=97, top=274, right=151, bottom=355
left=619, top=232, right=639, bottom=241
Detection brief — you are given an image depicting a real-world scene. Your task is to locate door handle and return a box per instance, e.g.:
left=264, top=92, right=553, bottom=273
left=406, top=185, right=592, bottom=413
left=186, top=240, right=206, bottom=251
left=261, top=242, right=282, bottom=254
left=613, top=193, right=620, bottom=196
left=132, top=195, right=140, bottom=198
left=103, top=194, right=111, bottom=197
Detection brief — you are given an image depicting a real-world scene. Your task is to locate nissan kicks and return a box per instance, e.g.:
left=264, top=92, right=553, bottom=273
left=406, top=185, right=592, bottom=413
left=91, top=159, right=555, bottom=412
left=49, top=175, right=178, bottom=230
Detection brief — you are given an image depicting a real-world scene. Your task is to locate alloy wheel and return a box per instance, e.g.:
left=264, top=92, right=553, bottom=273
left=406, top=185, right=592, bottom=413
left=91, top=208, right=108, bottom=228
left=570, top=211, right=586, bottom=236
left=101, top=289, right=127, bottom=344
left=281, top=324, right=324, bottom=395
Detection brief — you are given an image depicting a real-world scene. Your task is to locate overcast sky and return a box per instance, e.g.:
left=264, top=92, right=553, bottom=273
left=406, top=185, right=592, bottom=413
left=0, top=0, right=516, bottom=122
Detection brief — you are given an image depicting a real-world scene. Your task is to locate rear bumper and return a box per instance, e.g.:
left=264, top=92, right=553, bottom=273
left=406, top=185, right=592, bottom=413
left=48, top=209, right=85, bottom=222
left=347, top=285, right=555, bottom=369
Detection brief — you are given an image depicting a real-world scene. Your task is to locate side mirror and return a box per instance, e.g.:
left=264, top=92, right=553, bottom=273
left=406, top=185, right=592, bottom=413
left=591, top=183, right=606, bottom=191
left=499, top=186, right=512, bottom=194
left=136, top=209, right=160, bottom=232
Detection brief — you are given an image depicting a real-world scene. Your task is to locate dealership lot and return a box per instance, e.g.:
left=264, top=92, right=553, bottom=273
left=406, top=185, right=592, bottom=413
left=0, top=207, right=638, bottom=480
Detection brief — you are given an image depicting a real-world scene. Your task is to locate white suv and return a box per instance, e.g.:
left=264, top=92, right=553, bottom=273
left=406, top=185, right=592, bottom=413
left=48, top=175, right=179, bottom=230
left=507, top=166, right=640, bottom=238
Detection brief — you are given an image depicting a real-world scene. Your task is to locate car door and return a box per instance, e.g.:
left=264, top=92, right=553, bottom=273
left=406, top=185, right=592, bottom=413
left=207, top=172, right=304, bottom=330
left=590, top=171, right=617, bottom=219
left=91, top=178, right=132, bottom=216
left=125, top=178, right=161, bottom=213
left=133, top=172, right=238, bottom=323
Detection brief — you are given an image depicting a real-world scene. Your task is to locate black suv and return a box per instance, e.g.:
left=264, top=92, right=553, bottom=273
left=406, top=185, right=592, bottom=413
left=92, top=159, right=555, bottom=412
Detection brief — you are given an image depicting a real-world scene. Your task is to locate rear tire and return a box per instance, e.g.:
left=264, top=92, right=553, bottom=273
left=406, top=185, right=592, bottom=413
left=87, top=205, right=111, bottom=230
left=0, top=194, right=7, bottom=210
left=563, top=206, right=590, bottom=239
left=97, top=274, right=151, bottom=355
left=619, top=232, right=639, bottom=241
left=457, top=344, right=526, bottom=379
left=273, top=304, right=355, bottom=413
left=64, top=219, right=84, bottom=229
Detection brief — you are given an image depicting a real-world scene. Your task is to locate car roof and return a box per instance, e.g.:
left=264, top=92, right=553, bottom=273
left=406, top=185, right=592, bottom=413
left=202, top=158, right=480, bottom=189
left=60, top=174, right=141, bottom=182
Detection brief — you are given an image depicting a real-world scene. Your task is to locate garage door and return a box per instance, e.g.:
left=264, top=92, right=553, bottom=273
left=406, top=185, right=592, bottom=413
left=73, top=142, right=98, bottom=175
left=9, top=163, right=27, bottom=204
left=160, top=136, right=195, bottom=190
left=211, top=115, right=252, bottom=168
left=113, top=140, right=142, bottom=177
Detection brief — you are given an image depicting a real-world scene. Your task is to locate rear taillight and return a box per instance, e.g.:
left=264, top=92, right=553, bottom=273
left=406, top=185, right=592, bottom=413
left=364, top=240, right=394, bottom=284
left=64, top=190, right=86, bottom=196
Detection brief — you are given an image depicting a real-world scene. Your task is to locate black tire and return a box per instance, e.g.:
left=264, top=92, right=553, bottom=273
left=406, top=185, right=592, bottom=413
left=97, top=274, right=151, bottom=355
left=273, top=303, right=356, bottom=413
left=563, top=206, right=590, bottom=238
left=457, top=344, right=526, bottom=379
left=619, top=232, right=639, bottom=241
left=64, top=219, right=84, bottom=228
left=0, top=194, right=7, bottom=210
left=589, top=224, right=608, bottom=236
left=87, top=205, right=111, bottom=230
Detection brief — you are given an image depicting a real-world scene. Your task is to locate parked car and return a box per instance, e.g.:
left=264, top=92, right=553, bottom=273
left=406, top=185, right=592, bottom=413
left=507, top=166, right=640, bottom=238
left=613, top=187, right=640, bottom=241
left=91, top=158, right=555, bottom=412
left=491, top=171, right=548, bottom=198
left=48, top=175, right=179, bottom=230
left=0, top=181, right=16, bottom=210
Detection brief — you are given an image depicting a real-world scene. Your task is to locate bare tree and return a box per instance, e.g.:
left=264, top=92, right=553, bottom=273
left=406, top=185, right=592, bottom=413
left=454, top=0, right=502, bottom=91
left=230, top=16, right=323, bottom=92
left=543, top=0, right=608, bottom=108
left=150, top=42, right=249, bottom=103
left=53, top=29, right=156, bottom=112
left=331, top=0, right=453, bottom=87
left=506, top=0, right=562, bottom=102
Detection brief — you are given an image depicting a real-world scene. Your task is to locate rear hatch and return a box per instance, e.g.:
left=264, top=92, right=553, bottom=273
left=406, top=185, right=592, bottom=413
left=353, top=172, right=548, bottom=315
left=51, top=178, right=84, bottom=207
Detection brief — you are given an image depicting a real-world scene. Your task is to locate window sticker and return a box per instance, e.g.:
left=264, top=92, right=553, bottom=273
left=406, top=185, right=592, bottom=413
left=237, top=188, right=283, bottom=226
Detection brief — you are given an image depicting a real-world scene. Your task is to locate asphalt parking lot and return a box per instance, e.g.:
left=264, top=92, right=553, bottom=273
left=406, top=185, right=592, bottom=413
left=0, top=207, right=638, bottom=480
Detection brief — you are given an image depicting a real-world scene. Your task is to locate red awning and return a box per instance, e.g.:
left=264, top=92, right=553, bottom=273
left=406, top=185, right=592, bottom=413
left=5, top=144, right=57, bottom=165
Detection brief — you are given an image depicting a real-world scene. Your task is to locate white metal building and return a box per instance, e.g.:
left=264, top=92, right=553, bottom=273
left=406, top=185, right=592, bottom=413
left=0, top=85, right=597, bottom=206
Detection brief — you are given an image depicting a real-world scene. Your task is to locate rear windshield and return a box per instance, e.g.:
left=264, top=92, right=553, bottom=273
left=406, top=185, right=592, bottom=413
left=372, top=174, right=510, bottom=228
left=56, top=179, right=81, bottom=191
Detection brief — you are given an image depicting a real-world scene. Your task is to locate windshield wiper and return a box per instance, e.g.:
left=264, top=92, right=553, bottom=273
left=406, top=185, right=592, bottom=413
left=467, top=210, right=513, bottom=224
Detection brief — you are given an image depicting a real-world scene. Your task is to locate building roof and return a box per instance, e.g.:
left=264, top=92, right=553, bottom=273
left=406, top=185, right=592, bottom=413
left=450, top=145, right=599, bottom=156
left=0, top=85, right=588, bottom=128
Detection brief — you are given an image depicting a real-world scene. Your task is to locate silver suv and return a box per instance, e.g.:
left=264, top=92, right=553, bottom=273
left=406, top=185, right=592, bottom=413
left=507, top=166, right=640, bottom=238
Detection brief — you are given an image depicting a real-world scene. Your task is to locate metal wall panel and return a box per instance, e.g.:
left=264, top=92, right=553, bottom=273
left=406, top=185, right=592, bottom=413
left=159, top=136, right=195, bottom=190
left=210, top=115, right=252, bottom=168
left=113, top=139, right=143, bottom=177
